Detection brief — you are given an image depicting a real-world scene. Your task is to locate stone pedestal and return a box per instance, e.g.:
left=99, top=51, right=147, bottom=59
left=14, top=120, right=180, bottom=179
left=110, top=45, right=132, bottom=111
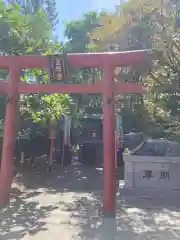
left=123, top=154, right=180, bottom=190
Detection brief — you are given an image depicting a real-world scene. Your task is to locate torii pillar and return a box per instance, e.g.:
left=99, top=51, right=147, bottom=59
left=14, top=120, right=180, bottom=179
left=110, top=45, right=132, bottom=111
left=103, top=65, right=116, bottom=215
left=0, top=65, right=20, bottom=204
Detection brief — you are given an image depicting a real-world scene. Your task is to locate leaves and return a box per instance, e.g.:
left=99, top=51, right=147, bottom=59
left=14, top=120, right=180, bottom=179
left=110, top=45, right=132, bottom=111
left=2, top=0, right=180, bottom=139
left=88, top=0, right=180, bottom=137
left=0, top=1, right=78, bottom=134
left=29, top=94, right=76, bottom=126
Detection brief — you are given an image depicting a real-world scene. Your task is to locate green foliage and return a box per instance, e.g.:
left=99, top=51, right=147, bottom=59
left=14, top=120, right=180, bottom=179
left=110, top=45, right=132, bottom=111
left=30, top=94, right=76, bottom=126
left=64, top=11, right=100, bottom=53
left=8, top=0, right=58, bottom=29
left=63, top=11, right=104, bottom=115
left=0, top=1, right=55, bottom=59
left=118, top=0, right=180, bottom=137
left=0, top=1, right=76, bottom=134
left=84, top=0, right=180, bottom=138
left=1, top=0, right=180, bottom=139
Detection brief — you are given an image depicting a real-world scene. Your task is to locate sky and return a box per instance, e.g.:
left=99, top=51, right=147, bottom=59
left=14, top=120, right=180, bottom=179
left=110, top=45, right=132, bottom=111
left=55, top=0, right=121, bottom=40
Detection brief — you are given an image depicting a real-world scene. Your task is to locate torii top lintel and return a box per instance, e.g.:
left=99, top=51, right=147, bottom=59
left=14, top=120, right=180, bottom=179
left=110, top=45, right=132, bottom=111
left=0, top=49, right=151, bottom=69
left=0, top=50, right=150, bottom=94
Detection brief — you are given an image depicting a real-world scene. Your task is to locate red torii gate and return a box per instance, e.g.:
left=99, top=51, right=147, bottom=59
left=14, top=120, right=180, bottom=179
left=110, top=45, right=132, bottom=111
left=0, top=50, right=149, bottom=215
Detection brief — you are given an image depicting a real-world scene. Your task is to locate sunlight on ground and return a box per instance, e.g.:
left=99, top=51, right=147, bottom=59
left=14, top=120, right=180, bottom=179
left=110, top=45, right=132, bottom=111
left=0, top=166, right=180, bottom=239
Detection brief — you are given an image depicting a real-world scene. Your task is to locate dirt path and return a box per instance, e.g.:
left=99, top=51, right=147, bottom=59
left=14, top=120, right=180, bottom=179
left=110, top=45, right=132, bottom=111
left=0, top=164, right=180, bottom=239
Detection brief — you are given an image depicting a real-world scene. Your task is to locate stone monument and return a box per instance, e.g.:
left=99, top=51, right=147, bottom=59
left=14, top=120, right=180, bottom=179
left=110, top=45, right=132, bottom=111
left=123, top=153, right=180, bottom=191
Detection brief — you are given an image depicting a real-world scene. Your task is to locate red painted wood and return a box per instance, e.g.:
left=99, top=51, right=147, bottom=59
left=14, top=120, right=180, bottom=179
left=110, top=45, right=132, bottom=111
left=103, top=66, right=116, bottom=215
left=0, top=50, right=150, bottom=68
left=18, top=83, right=103, bottom=94
left=0, top=50, right=148, bottom=211
left=0, top=81, right=144, bottom=94
left=49, top=138, right=55, bottom=166
left=115, top=83, right=143, bottom=93
left=18, top=82, right=143, bottom=94
left=0, top=81, right=8, bottom=93
left=0, top=66, right=20, bottom=205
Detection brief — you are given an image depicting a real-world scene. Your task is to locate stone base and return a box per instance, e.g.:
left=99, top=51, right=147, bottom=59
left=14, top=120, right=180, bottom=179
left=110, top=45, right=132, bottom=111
left=100, top=216, right=116, bottom=240
left=103, top=209, right=116, bottom=218
left=0, top=202, right=8, bottom=209
left=123, top=155, right=180, bottom=191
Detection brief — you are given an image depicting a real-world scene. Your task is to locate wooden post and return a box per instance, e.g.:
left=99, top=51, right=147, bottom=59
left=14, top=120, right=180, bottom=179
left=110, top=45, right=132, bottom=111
left=48, top=119, right=57, bottom=171
left=49, top=138, right=55, bottom=171
left=103, top=65, right=116, bottom=216
left=0, top=65, right=20, bottom=205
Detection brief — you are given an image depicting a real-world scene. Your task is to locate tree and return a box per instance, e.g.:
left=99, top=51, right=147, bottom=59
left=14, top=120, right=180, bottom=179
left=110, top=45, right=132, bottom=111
left=0, top=1, right=55, bottom=57
left=88, top=0, right=180, bottom=137
left=63, top=11, right=104, bottom=115
left=44, top=0, right=58, bottom=30
left=140, top=3, right=180, bottom=137
left=0, top=1, right=78, bottom=136
left=90, top=0, right=163, bottom=48
left=7, top=0, right=58, bottom=29
left=64, top=11, right=100, bottom=53
left=0, top=1, right=53, bottom=126
left=20, top=93, right=77, bottom=127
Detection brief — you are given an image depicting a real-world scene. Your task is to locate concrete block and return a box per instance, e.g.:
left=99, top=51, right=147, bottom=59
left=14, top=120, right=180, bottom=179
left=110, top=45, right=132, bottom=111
left=123, top=154, right=180, bottom=190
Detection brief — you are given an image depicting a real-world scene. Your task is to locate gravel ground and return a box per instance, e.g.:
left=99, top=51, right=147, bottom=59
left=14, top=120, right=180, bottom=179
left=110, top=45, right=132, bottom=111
left=0, top=164, right=180, bottom=239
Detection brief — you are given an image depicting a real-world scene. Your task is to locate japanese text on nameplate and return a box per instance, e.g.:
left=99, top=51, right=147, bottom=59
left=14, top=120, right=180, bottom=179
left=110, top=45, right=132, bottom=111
left=143, top=170, right=154, bottom=179
left=159, top=171, right=170, bottom=180
left=50, top=55, right=68, bottom=81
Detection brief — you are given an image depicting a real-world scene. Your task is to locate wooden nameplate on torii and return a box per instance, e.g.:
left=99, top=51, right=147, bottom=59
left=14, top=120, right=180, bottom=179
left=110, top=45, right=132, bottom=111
left=49, top=54, right=69, bottom=82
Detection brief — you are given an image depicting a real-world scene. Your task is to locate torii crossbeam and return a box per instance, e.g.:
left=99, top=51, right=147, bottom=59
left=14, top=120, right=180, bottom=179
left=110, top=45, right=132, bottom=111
left=0, top=50, right=149, bottom=216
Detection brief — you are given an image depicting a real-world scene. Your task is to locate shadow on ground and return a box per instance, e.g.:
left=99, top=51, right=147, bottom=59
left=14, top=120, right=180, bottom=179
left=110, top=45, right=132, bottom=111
left=13, top=165, right=104, bottom=198
left=0, top=165, right=104, bottom=239
left=1, top=165, right=180, bottom=239
left=57, top=189, right=180, bottom=239
left=0, top=197, right=58, bottom=239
